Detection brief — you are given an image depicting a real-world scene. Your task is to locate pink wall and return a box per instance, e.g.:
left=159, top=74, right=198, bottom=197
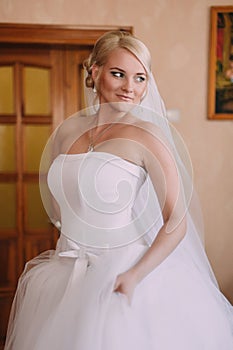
left=0, top=0, right=232, bottom=301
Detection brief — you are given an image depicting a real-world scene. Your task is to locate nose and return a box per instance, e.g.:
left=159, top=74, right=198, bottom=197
left=122, top=78, right=133, bottom=93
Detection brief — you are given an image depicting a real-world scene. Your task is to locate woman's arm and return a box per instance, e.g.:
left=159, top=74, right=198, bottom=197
left=114, top=123, right=187, bottom=300
left=131, top=123, right=187, bottom=282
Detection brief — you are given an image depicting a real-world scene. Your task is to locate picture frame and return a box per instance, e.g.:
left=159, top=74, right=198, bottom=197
left=208, top=6, right=233, bottom=120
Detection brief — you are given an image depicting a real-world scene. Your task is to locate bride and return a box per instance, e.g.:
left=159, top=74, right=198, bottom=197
left=5, top=30, right=233, bottom=349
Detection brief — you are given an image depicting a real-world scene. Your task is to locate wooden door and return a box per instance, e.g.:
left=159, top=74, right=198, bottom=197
left=0, top=44, right=92, bottom=348
left=0, top=45, right=62, bottom=348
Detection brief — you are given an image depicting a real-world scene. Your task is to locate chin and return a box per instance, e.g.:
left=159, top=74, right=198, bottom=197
left=109, top=101, right=137, bottom=113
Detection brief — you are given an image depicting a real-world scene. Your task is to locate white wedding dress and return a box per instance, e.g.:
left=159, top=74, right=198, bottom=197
left=5, top=151, right=233, bottom=350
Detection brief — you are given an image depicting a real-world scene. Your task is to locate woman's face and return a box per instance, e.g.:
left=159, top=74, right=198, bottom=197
left=93, top=48, right=147, bottom=106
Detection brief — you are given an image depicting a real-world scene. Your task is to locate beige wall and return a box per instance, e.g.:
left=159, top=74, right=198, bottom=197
left=0, top=0, right=232, bottom=301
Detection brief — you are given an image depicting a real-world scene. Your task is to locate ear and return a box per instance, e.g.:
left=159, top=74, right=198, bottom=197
left=91, top=64, right=100, bottom=83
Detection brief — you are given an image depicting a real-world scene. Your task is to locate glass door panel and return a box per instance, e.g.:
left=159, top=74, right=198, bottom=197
left=0, top=183, right=16, bottom=229
left=24, top=125, right=51, bottom=172
left=0, top=125, right=15, bottom=172
left=0, top=66, right=14, bottom=114
left=23, top=67, right=51, bottom=115
left=24, top=182, right=50, bottom=229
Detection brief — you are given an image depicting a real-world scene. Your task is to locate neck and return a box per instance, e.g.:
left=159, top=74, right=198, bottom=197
left=96, top=102, right=133, bottom=126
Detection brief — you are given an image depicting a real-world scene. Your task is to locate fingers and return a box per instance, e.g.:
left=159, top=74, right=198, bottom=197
left=113, top=278, right=125, bottom=295
left=114, top=284, right=123, bottom=293
left=113, top=278, right=120, bottom=291
left=115, top=290, right=131, bottom=305
left=114, top=286, right=132, bottom=304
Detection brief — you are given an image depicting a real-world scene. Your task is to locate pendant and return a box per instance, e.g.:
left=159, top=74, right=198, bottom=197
left=87, top=144, right=94, bottom=152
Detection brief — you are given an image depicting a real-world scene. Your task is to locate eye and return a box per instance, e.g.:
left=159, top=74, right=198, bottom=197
left=135, top=75, right=146, bottom=83
left=110, top=71, right=124, bottom=78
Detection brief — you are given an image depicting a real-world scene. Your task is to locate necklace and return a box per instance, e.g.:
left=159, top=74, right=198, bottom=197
left=87, top=115, right=124, bottom=152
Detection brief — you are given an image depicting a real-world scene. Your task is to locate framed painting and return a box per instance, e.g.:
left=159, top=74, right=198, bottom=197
left=208, top=6, right=233, bottom=119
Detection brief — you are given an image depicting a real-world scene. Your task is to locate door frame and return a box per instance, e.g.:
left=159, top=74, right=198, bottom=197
left=0, top=23, right=132, bottom=45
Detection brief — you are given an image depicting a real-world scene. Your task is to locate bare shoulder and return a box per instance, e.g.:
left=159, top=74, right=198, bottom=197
left=55, top=114, right=94, bottom=140
left=124, top=118, right=173, bottom=172
left=133, top=119, right=162, bottom=133
left=52, top=113, right=95, bottom=154
left=129, top=118, right=167, bottom=146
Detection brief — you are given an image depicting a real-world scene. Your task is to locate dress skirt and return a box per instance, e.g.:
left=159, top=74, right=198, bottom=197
left=4, top=234, right=233, bottom=350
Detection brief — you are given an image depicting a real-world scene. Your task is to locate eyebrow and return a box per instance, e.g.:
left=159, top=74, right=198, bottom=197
left=109, top=66, right=147, bottom=76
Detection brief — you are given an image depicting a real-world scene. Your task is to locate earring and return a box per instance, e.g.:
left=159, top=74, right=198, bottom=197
left=93, top=85, right=97, bottom=93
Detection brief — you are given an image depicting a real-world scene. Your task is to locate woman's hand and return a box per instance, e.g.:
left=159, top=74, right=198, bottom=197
left=113, top=269, right=138, bottom=305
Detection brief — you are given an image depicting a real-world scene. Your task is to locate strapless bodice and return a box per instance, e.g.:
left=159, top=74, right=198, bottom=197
left=47, top=152, right=147, bottom=248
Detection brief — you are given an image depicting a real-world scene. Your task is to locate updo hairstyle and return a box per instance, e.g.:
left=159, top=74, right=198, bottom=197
left=83, top=31, right=151, bottom=90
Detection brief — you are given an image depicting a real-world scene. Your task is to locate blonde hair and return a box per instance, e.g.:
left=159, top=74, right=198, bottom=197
left=83, top=31, right=151, bottom=89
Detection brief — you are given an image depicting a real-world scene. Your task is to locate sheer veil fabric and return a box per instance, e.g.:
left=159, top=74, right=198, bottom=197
left=4, top=33, right=233, bottom=350
left=39, top=68, right=233, bottom=320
